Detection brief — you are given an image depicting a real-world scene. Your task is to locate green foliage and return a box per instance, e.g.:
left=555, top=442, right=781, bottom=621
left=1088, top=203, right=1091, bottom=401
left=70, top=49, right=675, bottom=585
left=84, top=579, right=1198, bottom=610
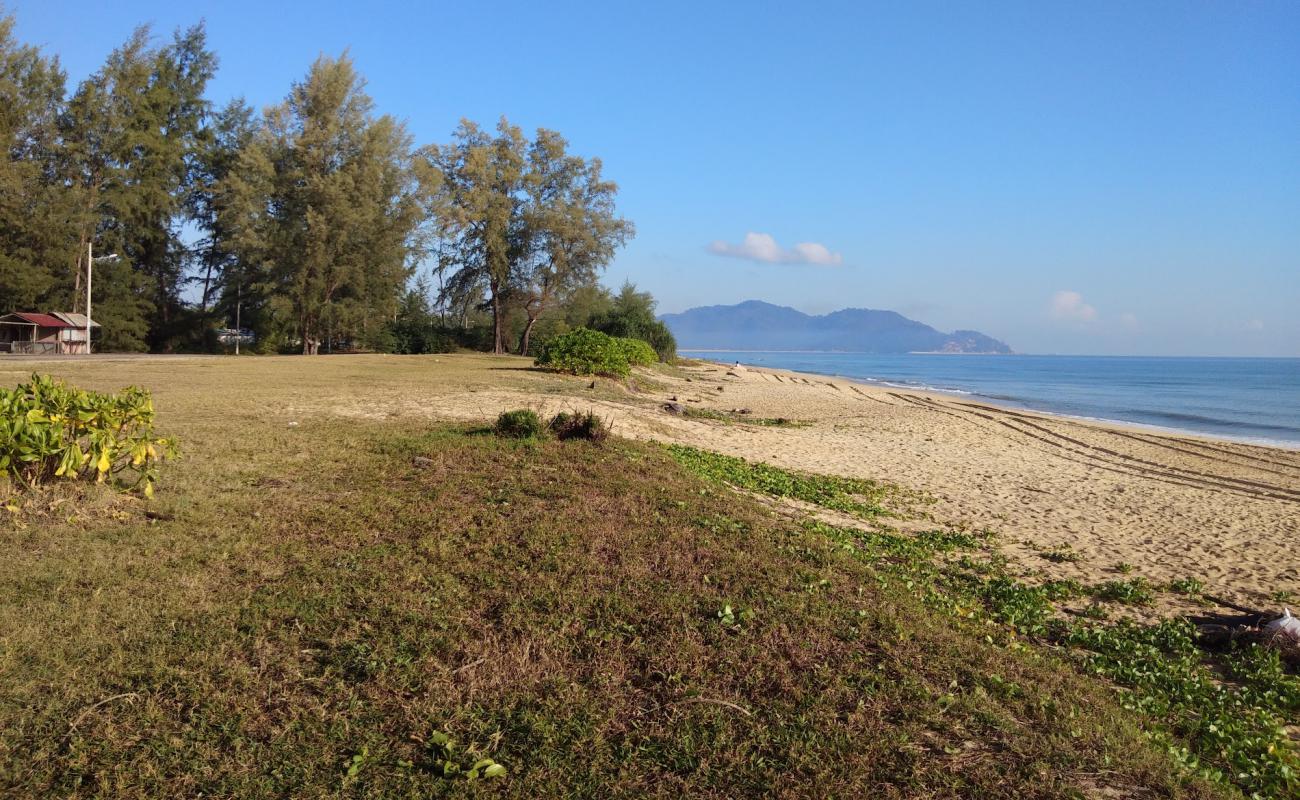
left=613, top=336, right=657, bottom=366
left=1040, top=578, right=1086, bottom=600
left=535, top=327, right=630, bottom=377
left=494, top=409, right=543, bottom=439
left=1040, top=544, right=1082, bottom=563
left=974, top=577, right=1057, bottom=637
left=225, top=53, right=421, bottom=355
left=343, top=746, right=368, bottom=780
left=3, top=9, right=646, bottom=357
left=0, top=17, right=216, bottom=351
left=0, top=374, right=175, bottom=497
left=548, top=411, right=611, bottom=442
left=677, top=406, right=811, bottom=428
left=749, top=416, right=811, bottom=428
left=425, top=119, right=632, bottom=355
left=424, top=731, right=507, bottom=781
left=1064, top=620, right=1300, bottom=796
left=667, top=443, right=889, bottom=518
left=1166, top=577, right=1206, bottom=596
left=587, top=282, right=676, bottom=361
left=66, top=24, right=217, bottom=351
left=820, top=506, right=1300, bottom=798
left=668, top=442, right=1299, bottom=798
left=381, top=283, right=456, bottom=354
left=715, top=603, right=755, bottom=631
left=1092, top=577, right=1156, bottom=606
left=0, top=13, right=72, bottom=313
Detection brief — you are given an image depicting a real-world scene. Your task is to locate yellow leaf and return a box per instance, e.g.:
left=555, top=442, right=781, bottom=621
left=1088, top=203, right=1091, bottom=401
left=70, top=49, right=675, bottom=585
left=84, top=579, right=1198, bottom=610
left=97, top=450, right=111, bottom=473
left=143, top=481, right=154, bottom=499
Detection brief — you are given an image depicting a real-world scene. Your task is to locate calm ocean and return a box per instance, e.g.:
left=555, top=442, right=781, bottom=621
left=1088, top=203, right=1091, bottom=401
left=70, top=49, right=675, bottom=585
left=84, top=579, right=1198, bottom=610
left=681, top=352, right=1300, bottom=449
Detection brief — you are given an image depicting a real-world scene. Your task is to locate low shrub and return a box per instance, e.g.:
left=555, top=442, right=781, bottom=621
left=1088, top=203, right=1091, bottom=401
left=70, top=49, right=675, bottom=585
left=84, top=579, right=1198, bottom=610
left=613, top=337, right=658, bottom=367
left=493, top=409, right=543, bottom=439
left=667, top=444, right=891, bottom=519
left=0, top=374, right=176, bottom=498
left=1166, top=577, right=1205, bottom=596
left=535, top=327, right=629, bottom=377
left=548, top=411, right=611, bottom=442
left=1093, top=577, right=1156, bottom=606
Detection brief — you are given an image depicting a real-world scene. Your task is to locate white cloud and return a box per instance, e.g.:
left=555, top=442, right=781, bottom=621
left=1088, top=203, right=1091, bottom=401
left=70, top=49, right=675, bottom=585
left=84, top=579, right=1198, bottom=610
left=708, top=232, right=843, bottom=266
left=1049, top=290, right=1097, bottom=322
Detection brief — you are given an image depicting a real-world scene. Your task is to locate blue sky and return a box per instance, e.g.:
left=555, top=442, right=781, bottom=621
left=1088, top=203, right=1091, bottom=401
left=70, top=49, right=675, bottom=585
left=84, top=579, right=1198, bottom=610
left=10, top=1, right=1299, bottom=356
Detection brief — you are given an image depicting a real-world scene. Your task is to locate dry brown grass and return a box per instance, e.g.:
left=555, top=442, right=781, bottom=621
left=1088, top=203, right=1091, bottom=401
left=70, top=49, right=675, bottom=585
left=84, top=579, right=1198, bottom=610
left=0, top=355, right=1230, bottom=797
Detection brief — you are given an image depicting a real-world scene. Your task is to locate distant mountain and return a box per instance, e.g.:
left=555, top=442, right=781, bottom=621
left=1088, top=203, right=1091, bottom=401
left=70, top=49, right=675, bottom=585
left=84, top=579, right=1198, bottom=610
left=659, top=300, right=1012, bottom=354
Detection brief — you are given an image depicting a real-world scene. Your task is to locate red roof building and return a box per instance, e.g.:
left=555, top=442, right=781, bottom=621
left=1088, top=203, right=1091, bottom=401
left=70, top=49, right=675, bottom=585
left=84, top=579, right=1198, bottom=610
left=0, top=312, right=99, bottom=355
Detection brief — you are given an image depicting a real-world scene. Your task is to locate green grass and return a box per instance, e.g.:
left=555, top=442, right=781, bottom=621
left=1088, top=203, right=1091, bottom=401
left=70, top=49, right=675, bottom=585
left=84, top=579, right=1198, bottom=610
left=666, top=443, right=895, bottom=519
left=746, top=416, right=812, bottom=428
left=0, top=356, right=1282, bottom=798
left=1039, top=544, right=1083, bottom=564
left=493, top=408, right=544, bottom=438
left=1092, top=577, right=1157, bottom=606
left=672, top=443, right=1300, bottom=799
left=1167, top=577, right=1207, bottom=597
left=3, top=428, right=1218, bottom=797
left=675, top=406, right=811, bottom=428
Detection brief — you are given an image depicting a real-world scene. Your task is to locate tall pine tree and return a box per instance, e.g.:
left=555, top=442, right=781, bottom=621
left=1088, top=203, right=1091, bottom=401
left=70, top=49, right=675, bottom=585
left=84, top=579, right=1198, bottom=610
left=422, top=120, right=632, bottom=355
left=60, top=24, right=215, bottom=350
left=217, top=54, right=421, bottom=354
left=0, top=12, right=74, bottom=313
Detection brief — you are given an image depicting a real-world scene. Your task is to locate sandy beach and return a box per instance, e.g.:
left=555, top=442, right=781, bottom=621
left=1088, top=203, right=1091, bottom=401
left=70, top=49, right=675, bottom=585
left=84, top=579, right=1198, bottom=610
left=6, top=353, right=1297, bottom=610
left=630, top=360, right=1300, bottom=611
left=314, top=355, right=1300, bottom=612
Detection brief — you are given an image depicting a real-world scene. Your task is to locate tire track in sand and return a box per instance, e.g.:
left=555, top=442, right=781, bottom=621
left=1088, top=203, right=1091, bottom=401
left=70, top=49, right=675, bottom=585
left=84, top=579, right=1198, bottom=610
left=953, top=401, right=1300, bottom=502
left=887, top=393, right=1297, bottom=502
left=937, top=399, right=1300, bottom=503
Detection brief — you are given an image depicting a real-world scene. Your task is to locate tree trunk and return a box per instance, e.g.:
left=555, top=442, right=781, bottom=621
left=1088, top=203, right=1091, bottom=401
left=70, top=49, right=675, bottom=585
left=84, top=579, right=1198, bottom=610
left=491, top=292, right=504, bottom=354
left=302, top=320, right=318, bottom=355
left=199, top=254, right=214, bottom=311
left=517, top=315, right=538, bottom=356
left=73, top=231, right=86, bottom=301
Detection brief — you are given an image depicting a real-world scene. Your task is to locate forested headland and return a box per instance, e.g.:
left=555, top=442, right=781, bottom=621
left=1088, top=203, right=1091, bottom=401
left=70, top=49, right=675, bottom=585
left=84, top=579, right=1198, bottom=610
left=0, top=11, right=673, bottom=358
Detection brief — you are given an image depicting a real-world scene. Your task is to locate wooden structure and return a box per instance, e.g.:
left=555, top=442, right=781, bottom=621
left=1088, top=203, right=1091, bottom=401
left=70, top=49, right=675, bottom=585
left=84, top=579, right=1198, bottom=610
left=0, top=312, right=99, bottom=355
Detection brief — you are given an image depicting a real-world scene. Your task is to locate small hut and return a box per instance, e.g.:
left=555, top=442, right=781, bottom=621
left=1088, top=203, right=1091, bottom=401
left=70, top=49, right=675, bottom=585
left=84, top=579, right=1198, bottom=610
left=0, top=312, right=99, bottom=355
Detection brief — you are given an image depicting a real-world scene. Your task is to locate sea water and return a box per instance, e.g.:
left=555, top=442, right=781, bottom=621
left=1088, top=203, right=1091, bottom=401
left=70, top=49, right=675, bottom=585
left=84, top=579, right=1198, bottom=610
left=681, top=352, right=1300, bottom=449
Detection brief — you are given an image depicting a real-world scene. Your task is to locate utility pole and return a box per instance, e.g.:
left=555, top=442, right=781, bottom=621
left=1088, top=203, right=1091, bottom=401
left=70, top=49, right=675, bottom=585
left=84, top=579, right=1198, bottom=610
left=235, top=281, right=242, bottom=355
left=85, top=242, right=92, bottom=354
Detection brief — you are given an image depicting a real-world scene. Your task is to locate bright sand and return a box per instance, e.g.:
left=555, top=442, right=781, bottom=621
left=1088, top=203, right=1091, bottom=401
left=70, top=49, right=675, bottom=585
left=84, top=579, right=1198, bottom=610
left=357, top=357, right=1300, bottom=611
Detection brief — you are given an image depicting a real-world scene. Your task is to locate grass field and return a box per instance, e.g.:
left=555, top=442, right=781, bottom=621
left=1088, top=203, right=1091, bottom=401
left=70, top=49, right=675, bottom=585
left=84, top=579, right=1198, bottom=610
left=0, top=355, right=1270, bottom=797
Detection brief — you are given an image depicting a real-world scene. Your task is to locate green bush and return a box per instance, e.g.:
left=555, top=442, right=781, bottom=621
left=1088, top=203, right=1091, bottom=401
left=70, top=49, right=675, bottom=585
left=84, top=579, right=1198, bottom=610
left=586, top=282, right=678, bottom=361
left=614, top=337, right=658, bottom=366
left=494, top=409, right=544, bottom=439
left=0, top=374, right=176, bottom=498
left=535, top=327, right=629, bottom=377
left=548, top=411, right=611, bottom=442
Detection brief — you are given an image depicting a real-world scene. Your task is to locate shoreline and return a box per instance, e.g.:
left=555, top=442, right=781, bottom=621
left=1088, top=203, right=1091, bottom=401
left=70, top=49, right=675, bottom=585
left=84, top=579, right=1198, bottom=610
left=647, top=357, right=1300, bottom=610
left=684, top=353, right=1300, bottom=453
